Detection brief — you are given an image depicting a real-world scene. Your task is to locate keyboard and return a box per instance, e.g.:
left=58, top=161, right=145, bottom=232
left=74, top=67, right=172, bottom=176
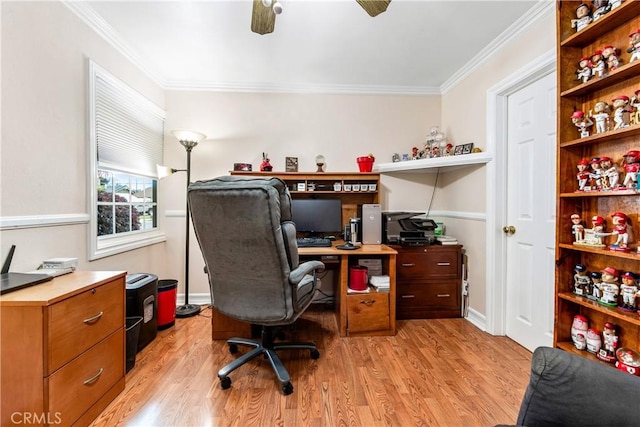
left=296, top=237, right=332, bottom=248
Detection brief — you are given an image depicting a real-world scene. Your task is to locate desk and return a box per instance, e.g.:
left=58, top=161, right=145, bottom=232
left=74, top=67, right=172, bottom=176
left=211, top=242, right=397, bottom=339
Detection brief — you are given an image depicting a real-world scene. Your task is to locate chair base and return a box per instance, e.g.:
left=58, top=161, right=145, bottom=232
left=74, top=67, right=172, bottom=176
left=218, top=326, right=319, bottom=395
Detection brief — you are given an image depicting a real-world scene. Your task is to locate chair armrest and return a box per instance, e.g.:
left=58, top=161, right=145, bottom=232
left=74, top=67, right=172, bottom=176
left=289, top=260, right=324, bottom=285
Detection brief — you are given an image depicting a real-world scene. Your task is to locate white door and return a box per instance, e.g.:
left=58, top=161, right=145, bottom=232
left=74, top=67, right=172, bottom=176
left=504, top=71, right=556, bottom=352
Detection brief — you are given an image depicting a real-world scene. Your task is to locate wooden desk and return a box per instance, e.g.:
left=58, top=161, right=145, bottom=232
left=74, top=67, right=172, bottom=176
left=211, top=242, right=397, bottom=339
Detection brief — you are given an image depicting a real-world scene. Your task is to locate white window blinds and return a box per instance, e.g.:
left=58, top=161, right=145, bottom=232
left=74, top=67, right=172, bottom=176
left=92, top=61, right=165, bottom=178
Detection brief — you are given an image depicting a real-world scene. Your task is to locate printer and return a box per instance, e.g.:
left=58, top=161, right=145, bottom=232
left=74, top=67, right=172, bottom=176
left=382, top=212, right=438, bottom=245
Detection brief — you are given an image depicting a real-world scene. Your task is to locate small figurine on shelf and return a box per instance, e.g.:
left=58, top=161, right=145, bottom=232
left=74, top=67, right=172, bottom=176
left=609, top=0, right=623, bottom=10
left=571, top=3, right=592, bottom=31
left=571, top=314, right=589, bottom=350
left=431, top=144, right=440, bottom=158
left=260, top=152, right=273, bottom=172
left=412, top=146, right=420, bottom=160
left=621, top=149, right=639, bottom=189
left=590, top=50, right=606, bottom=78
left=315, top=155, right=326, bottom=172
left=589, top=157, right=603, bottom=189
left=444, top=143, right=454, bottom=157
left=597, top=322, right=618, bottom=363
left=592, top=0, right=610, bottom=21
left=576, top=159, right=591, bottom=191
left=589, top=271, right=602, bottom=300
left=619, top=271, right=638, bottom=311
left=571, top=111, right=593, bottom=138
left=628, top=29, right=640, bottom=62
left=576, top=215, right=607, bottom=248
left=571, top=214, right=585, bottom=242
left=574, top=264, right=591, bottom=296
left=611, top=95, right=631, bottom=130
left=608, top=211, right=630, bottom=252
left=576, top=56, right=592, bottom=83
left=600, top=156, right=619, bottom=189
left=602, top=45, right=621, bottom=71
left=586, top=327, right=602, bottom=354
left=590, top=101, right=610, bottom=134
left=598, top=266, right=619, bottom=306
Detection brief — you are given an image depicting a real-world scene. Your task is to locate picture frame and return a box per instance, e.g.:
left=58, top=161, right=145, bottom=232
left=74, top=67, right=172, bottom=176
left=285, top=156, right=298, bottom=172
left=454, top=145, right=465, bottom=156
left=462, top=143, right=474, bottom=154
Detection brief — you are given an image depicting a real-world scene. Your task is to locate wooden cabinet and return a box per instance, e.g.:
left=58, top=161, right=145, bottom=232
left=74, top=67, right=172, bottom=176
left=230, top=171, right=379, bottom=228
left=1, top=271, right=126, bottom=426
left=393, top=245, right=462, bottom=319
left=554, top=2, right=640, bottom=364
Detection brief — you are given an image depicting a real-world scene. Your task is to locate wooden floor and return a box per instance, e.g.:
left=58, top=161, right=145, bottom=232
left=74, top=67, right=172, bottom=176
left=91, top=306, right=532, bottom=427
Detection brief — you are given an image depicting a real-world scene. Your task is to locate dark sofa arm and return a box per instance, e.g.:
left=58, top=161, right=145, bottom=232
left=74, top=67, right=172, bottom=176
left=516, top=346, right=640, bottom=427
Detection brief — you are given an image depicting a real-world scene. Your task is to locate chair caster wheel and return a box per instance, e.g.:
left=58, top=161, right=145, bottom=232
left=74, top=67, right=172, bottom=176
left=229, top=344, right=238, bottom=354
left=310, top=349, right=320, bottom=359
left=220, top=376, right=232, bottom=390
left=282, top=382, right=293, bottom=395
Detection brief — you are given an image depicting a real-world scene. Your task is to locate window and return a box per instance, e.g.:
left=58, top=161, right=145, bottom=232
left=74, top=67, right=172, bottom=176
left=88, top=60, right=166, bottom=260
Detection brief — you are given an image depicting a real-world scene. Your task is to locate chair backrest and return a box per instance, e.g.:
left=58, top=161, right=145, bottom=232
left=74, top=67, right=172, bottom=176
left=188, top=176, right=301, bottom=324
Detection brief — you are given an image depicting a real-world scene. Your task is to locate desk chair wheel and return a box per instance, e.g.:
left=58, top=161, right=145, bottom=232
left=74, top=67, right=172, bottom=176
left=310, top=349, right=320, bottom=359
left=282, top=381, right=294, bottom=395
left=228, top=343, right=239, bottom=354
left=220, top=376, right=232, bottom=390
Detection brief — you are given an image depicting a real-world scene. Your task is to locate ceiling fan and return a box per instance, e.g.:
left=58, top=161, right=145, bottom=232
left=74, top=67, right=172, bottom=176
left=251, top=0, right=391, bottom=35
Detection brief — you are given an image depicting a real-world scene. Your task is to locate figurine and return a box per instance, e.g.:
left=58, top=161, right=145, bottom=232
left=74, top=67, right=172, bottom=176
left=260, top=152, right=273, bottom=172
left=571, top=314, right=589, bottom=350
left=592, top=0, right=610, bottom=21
left=589, top=271, right=602, bottom=300
left=590, top=50, right=606, bottom=78
left=444, top=143, right=454, bottom=157
left=315, top=155, right=325, bottom=172
left=609, top=0, right=623, bottom=10
left=576, top=56, right=592, bottom=83
left=589, top=157, right=603, bottom=189
left=571, top=111, right=593, bottom=138
left=608, top=212, right=630, bottom=251
left=412, top=146, right=420, bottom=160
left=600, top=156, right=619, bottom=189
left=628, top=29, right=640, bottom=62
left=602, top=45, right=621, bottom=71
left=571, top=3, right=592, bottom=31
left=619, top=271, right=638, bottom=310
left=574, top=264, right=591, bottom=296
left=431, top=144, right=440, bottom=158
left=576, top=159, right=591, bottom=191
left=621, top=149, right=639, bottom=189
left=590, top=101, right=610, bottom=133
left=597, top=322, right=618, bottom=363
left=576, top=215, right=606, bottom=248
left=586, top=327, right=602, bottom=354
left=611, top=95, right=631, bottom=130
left=598, top=266, right=619, bottom=306
left=571, top=214, right=585, bottom=242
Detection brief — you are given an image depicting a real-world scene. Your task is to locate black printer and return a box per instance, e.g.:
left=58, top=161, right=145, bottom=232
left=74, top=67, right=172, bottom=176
left=382, top=212, right=438, bottom=245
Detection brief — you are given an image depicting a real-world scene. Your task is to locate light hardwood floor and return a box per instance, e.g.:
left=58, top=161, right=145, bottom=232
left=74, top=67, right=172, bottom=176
left=91, top=306, right=532, bottom=426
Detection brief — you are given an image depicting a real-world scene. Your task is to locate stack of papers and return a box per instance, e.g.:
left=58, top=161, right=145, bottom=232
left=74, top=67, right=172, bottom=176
left=437, top=235, right=458, bottom=245
left=369, top=275, right=390, bottom=292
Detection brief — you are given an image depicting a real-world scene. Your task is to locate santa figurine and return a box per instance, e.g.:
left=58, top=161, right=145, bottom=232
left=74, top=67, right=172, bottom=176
left=597, top=322, right=618, bottom=363
left=571, top=314, right=589, bottom=350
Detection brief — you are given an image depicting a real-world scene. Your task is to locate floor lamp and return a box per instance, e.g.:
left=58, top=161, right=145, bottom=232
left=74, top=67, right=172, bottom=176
left=158, top=129, right=207, bottom=318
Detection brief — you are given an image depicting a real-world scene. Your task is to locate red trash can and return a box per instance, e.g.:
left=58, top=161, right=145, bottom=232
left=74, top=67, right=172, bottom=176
left=157, top=279, right=177, bottom=330
left=349, top=265, right=368, bottom=291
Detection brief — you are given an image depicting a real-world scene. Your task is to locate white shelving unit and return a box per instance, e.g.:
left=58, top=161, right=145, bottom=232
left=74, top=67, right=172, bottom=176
left=374, top=152, right=492, bottom=174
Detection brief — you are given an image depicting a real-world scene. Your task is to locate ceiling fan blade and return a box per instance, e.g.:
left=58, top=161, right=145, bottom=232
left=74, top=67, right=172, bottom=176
left=356, top=0, right=391, bottom=17
left=251, top=0, right=276, bottom=35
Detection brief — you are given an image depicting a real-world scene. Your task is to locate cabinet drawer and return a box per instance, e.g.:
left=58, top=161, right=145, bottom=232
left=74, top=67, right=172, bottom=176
left=48, top=279, right=124, bottom=373
left=47, top=329, right=124, bottom=426
left=397, top=248, right=459, bottom=279
left=396, top=282, right=459, bottom=310
left=347, top=292, right=389, bottom=333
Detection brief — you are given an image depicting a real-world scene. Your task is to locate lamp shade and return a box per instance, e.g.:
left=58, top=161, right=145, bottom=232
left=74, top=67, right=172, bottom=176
left=171, top=129, right=206, bottom=144
left=157, top=164, right=177, bottom=179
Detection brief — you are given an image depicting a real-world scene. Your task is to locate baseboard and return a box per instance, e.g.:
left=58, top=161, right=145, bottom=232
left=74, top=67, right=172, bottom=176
left=465, top=307, right=487, bottom=332
left=177, top=293, right=211, bottom=307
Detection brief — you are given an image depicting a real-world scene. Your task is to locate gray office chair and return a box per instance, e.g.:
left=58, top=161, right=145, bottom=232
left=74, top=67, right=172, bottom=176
left=188, top=176, right=325, bottom=395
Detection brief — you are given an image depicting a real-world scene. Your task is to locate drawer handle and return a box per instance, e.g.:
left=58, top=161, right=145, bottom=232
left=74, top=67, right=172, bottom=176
left=436, top=294, right=451, bottom=298
left=401, top=263, right=416, bottom=267
left=360, top=299, right=376, bottom=306
left=83, top=312, right=104, bottom=324
left=437, top=262, right=451, bottom=266
left=401, top=295, right=415, bottom=299
left=83, top=368, right=104, bottom=385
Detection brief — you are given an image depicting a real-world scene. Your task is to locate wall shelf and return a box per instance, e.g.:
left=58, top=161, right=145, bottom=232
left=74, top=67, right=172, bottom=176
left=374, top=152, right=492, bottom=174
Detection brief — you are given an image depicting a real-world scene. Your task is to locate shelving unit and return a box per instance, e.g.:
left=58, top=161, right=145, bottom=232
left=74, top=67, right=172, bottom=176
left=374, top=152, right=492, bottom=174
left=554, top=1, right=640, bottom=365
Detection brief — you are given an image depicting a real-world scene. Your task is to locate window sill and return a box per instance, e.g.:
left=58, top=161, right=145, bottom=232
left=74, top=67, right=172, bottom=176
left=91, top=230, right=166, bottom=260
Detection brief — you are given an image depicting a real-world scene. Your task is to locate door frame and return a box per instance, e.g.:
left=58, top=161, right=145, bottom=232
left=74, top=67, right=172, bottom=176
left=485, top=49, right=556, bottom=336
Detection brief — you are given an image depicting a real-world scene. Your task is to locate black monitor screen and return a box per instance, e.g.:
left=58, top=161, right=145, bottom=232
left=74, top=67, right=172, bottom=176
left=292, top=198, right=342, bottom=234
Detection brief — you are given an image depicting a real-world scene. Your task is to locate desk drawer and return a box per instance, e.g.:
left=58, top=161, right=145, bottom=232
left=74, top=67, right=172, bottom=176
left=347, top=292, right=389, bottom=333
left=396, top=282, right=459, bottom=310
left=48, top=279, right=124, bottom=373
left=47, top=329, right=124, bottom=426
left=397, top=248, right=459, bottom=279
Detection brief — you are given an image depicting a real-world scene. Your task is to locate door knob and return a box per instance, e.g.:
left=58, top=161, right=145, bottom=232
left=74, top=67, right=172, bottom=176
left=503, top=225, right=516, bottom=235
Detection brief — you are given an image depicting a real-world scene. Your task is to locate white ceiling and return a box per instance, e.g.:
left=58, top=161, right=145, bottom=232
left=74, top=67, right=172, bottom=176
left=70, top=0, right=546, bottom=94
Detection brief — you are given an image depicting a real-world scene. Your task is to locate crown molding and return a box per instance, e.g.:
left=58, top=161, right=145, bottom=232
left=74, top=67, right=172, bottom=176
left=440, top=0, right=554, bottom=94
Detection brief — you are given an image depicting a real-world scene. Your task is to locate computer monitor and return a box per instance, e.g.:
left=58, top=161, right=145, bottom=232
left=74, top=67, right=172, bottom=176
left=291, top=198, right=342, bottom=235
